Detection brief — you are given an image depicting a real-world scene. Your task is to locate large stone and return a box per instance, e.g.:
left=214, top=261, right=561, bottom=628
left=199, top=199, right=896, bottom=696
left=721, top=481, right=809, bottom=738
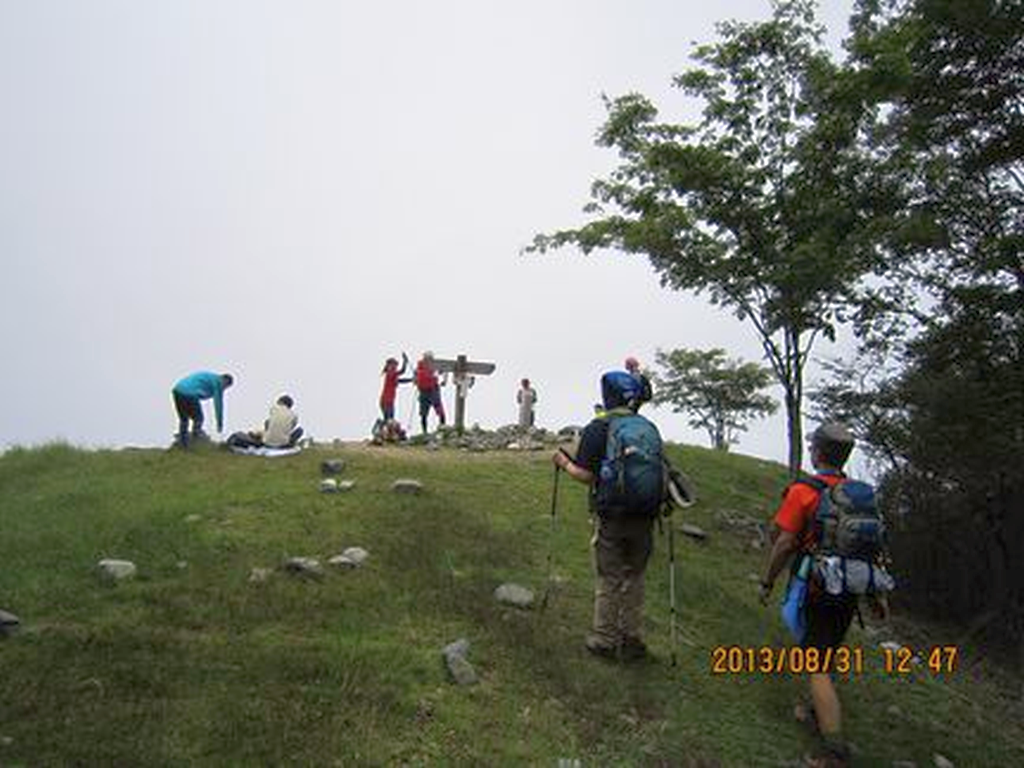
left=97, top=559, right=137, bottom=581
left=442, top=638, right=478, bottom=685
left=392, top=479, right=423, bottom=494
left=320, top=479, right=338, bottom=493
left=336, top=480, right=356, bottom=492
left=494, top=583, right=534, bottom=609
left=341, top=546, right=369, bottom=565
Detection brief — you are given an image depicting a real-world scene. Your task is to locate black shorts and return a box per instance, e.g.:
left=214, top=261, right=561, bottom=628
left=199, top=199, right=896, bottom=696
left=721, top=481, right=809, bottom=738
left=802, top=591, right=857, bottom=651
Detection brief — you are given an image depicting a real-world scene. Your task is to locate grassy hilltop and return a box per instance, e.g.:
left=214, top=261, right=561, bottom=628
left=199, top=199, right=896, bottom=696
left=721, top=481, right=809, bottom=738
left=0, top=441, right=1021, bottom=766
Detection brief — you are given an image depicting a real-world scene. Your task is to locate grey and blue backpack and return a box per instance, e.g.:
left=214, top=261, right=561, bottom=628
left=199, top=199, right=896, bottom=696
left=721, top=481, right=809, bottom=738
left=596, top=407, right=665, bottom=516
left=800, top=476, right=885, bottom=559
left=798, top=475, right=894, bottom=594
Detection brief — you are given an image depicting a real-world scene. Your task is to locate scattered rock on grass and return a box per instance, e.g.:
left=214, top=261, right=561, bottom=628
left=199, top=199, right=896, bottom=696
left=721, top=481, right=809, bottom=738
left=713, top=509, right=767, bottom=545
left=249, top=567, right=272, bottom=583
left=494, top=583, right=534, bottom=609
left=336, top=480, right=356, bottom=492
left=442, top=638, right=478, bottom=685
left=392, top=479, right=423, bottom=494
left=328, top=547, right=369, bottom=569
left=282, top=557, right=324, bottom=579
left=97, top=559, right=137, bottom=581
left=933, top=755, right=955, bottom=768
left=320, top=479, right=338, bottom=493
left=0, top=610, right=20, bottom=638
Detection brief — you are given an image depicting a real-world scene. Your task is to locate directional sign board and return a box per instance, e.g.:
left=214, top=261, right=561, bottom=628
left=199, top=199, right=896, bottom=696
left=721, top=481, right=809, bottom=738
left=432, top=355, right=496, bottom=434
left=433, top=359, right=496, bottom=376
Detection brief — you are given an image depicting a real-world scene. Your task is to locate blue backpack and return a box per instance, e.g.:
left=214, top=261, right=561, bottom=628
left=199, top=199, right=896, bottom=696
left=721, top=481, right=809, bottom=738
left=596, top=408, right=665, bottom=516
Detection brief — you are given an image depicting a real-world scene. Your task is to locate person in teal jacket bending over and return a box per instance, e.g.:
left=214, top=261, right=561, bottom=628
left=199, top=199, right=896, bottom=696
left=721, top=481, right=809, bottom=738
left=172, top=371, right=234, bottom=448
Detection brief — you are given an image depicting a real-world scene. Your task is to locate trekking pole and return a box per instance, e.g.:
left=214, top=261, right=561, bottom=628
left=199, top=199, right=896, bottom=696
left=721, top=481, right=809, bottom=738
left=668, top=516, right=678, bottom=667
left=540, top=462, right=561, bottom=611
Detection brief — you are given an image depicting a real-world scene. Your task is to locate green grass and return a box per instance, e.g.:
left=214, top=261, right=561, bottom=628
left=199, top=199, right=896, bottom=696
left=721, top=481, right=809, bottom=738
left=0, top=441, right=1021, bottom=766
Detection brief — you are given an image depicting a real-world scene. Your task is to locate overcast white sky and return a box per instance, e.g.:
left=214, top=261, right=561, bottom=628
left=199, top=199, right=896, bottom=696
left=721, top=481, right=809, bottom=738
left=0, top=0, right=858, bottom=468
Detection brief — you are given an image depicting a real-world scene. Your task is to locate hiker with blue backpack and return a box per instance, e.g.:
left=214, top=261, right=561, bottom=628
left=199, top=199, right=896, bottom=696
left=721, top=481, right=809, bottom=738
left=758, top=423, right=893, bottom=768
left=552, top=370, right=667, bottom=663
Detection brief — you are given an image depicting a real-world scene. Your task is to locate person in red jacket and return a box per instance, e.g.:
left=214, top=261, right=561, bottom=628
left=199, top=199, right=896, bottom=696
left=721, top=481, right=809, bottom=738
left=414, top=351, right=446, bottom=434
left=758, top=423, right=886, bottom=768
left=379, top=352, right=411, bottom=422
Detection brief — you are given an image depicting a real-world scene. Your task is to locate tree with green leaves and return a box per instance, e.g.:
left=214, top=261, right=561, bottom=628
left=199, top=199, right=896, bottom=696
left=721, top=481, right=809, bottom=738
left=529, top=0, right=888, bottom=474
left=844, top=0, right=1024, bottom=343
left=651, top=347, right=777, bottom=451
left=816, top=0, right=1024, bottom=653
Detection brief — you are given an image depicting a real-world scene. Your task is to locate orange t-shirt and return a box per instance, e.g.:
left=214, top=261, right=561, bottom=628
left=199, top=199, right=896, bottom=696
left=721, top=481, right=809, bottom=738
left=773, top=472, right=845, bottom=552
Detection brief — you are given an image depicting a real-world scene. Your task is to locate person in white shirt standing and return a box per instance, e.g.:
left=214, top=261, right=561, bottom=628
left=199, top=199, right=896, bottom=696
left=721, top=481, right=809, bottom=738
left=517, top=378, right=538, bottom=429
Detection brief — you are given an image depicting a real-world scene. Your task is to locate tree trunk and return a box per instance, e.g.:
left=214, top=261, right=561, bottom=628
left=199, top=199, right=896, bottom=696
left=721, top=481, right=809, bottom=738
left=785, top=387, right=802, bottom=476
left=713, top=415, right=727, bottom=450
left=784, top=328, right=804, bottom=477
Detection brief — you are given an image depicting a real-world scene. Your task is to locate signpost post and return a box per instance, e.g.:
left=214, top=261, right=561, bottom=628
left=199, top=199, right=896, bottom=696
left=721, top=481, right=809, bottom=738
left=433, top=354, right=496, bottom=435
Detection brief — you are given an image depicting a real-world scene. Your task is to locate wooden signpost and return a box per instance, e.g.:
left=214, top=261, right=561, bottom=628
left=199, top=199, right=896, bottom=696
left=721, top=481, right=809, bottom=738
left=433, top=354, right=496, bottom=435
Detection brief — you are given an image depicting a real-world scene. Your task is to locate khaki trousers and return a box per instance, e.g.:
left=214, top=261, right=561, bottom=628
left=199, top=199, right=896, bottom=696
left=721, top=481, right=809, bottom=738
left=591, top=514, right=654, bottom=645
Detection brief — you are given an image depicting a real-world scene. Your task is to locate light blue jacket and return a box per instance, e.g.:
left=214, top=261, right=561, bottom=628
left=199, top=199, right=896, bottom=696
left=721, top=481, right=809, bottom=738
left=173, top=371, right=227, bottom=432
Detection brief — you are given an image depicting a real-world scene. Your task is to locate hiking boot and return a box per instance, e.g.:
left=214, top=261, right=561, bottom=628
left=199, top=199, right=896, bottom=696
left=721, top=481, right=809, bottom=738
left=805, top=738, right=850, bottom=768
left=585, top=634, right=618, bottom=660
left=620, top=636, right=648, bottom=662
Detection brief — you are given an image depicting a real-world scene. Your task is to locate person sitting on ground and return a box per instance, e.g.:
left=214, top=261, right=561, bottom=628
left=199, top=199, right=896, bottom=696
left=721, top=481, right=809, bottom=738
left=371, top=417, right=407, bottom=444
left=172, top=371, right=233, bottom=448
left=758, top=423, right=886, bottom=768
left=552, top=370, right=664, bottom=663
left=261, top=394, right=304, bottom=448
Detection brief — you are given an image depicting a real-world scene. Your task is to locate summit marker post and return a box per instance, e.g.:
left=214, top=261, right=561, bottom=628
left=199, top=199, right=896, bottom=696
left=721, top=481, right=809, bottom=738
left=433, top=354, right=496, bottom=435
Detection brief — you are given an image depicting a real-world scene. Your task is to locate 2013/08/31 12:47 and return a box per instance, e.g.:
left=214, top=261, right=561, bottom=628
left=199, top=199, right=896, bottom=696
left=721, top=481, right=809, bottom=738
left=882, top=644, right=959, bottom=675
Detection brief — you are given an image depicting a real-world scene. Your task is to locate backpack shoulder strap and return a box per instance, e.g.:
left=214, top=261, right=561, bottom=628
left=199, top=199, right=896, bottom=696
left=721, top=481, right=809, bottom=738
left=783, top=474, right=827, bottom=502
left=791, top=475, right=828, bottom=493
left=604, top=406, right=634, bottom=420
